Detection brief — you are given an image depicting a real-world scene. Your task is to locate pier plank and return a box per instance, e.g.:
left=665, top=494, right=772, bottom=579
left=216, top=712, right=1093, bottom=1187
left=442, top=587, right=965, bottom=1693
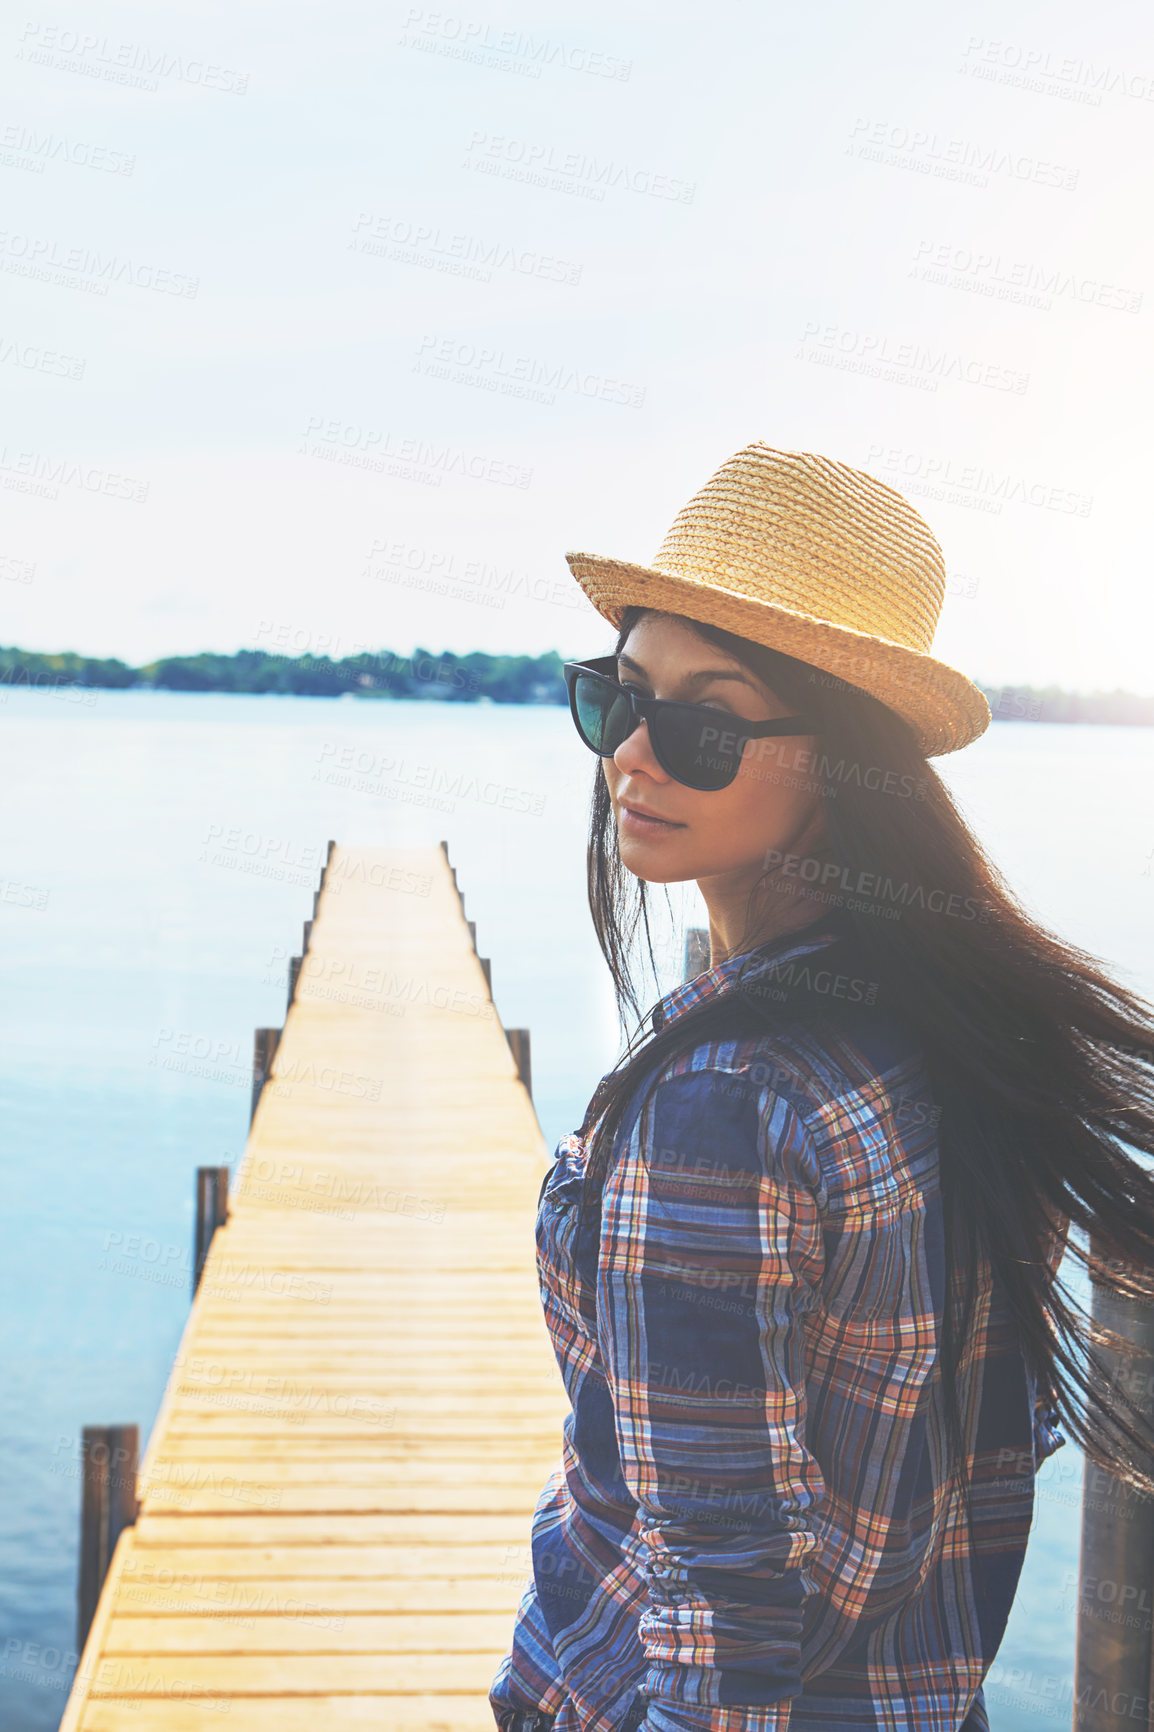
left=79, top=1699, right=498, bottom=1732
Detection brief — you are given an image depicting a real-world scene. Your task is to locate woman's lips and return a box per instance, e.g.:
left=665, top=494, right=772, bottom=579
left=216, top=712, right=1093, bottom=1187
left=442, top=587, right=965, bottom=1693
left=618, top=802, right=685, bottom=837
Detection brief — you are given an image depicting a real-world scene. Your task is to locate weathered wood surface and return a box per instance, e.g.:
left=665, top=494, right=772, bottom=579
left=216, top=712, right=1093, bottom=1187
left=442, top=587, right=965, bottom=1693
left=59, top=845, right=565, bottom=1731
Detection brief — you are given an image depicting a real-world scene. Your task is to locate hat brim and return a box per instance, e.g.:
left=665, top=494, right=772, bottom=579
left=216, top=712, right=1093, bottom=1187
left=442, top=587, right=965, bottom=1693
left=564, top=551, right=991, bottom=758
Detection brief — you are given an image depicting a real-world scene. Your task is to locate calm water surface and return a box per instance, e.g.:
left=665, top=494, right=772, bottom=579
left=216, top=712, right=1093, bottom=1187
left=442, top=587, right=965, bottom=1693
left=2, top=690, right=1152, bottom=1730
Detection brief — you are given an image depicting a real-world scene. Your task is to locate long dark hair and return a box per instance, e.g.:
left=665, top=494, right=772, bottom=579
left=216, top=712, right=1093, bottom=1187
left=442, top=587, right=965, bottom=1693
left=574, top=603, right=1154, bottom=1525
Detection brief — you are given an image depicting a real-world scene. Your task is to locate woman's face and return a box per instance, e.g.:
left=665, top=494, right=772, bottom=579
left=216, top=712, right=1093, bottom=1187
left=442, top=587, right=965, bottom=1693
left=601, top=613, right=825, bottom=888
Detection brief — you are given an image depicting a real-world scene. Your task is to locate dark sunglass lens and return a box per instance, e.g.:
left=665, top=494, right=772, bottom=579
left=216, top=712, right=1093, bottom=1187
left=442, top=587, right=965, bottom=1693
left=654, top=706, right=746, bottom=790
left=574, top=674, right=635, bottom=756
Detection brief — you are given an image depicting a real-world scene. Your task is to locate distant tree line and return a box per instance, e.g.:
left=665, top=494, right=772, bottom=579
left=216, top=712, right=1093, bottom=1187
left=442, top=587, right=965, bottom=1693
left=978, top=684, right=1154, bottom=726
left=0, top=645, right=567, bottom=703
left=0, top=644, right=1152, bottom=724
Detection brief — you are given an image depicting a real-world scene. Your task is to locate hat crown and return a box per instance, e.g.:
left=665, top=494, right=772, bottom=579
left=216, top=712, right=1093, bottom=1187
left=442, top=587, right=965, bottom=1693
left=563, top=437, right=992, bottom=755
left=651, top=443, right=946, bottom=655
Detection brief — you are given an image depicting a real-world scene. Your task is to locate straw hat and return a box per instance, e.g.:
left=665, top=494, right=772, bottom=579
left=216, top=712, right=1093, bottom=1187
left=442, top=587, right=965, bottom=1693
left=564, top=441, right=990, bottom=757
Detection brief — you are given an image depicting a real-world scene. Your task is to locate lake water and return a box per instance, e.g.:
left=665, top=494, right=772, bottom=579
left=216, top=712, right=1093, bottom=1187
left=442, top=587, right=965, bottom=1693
left=2, top=689, right=1152, bottom=1730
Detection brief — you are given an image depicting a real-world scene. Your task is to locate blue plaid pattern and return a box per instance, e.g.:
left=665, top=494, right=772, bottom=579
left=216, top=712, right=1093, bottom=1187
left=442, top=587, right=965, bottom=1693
left=490, top=923, right=1067, bottom=1731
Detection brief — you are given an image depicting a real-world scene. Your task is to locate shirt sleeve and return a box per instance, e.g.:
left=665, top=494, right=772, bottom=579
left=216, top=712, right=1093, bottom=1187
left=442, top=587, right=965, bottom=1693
left=596, top=1065, right=827, bottom=1732
left=488, top=1467, right=570, bottom=1725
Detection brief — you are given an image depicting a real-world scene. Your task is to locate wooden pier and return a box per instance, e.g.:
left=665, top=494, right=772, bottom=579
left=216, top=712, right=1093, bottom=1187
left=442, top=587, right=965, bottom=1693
left=59, top=843, right=568, bottom=1731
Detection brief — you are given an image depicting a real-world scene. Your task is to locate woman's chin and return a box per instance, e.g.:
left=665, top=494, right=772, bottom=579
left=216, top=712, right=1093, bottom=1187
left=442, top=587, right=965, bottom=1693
left=617, top=833, right=695, bottom=885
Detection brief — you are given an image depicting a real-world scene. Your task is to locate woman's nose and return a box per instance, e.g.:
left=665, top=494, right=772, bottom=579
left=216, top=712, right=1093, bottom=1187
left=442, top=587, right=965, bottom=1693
left=612, top=717, right=670, bottom=782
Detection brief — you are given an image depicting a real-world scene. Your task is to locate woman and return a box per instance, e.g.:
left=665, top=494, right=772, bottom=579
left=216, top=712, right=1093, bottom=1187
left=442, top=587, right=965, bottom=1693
left=489, top=443, right=1154, bottom=1732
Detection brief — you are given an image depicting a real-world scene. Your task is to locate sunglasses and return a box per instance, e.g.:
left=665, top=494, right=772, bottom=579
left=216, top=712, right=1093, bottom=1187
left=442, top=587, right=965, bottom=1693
left=562, top=655, right=819, bottom=792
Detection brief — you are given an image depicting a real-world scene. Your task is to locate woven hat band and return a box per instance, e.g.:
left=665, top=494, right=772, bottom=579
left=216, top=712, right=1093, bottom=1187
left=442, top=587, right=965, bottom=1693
left=651, top=447, right=946, bottom=655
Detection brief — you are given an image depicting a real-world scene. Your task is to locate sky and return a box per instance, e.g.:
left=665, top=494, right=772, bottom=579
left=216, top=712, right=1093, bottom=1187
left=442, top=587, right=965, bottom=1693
left=3, top=0, right=1154, bottom=691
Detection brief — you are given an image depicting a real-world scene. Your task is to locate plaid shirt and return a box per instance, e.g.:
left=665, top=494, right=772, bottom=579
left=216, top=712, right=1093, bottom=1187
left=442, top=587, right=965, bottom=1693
left=490, top=921, right=1067, bottom=1732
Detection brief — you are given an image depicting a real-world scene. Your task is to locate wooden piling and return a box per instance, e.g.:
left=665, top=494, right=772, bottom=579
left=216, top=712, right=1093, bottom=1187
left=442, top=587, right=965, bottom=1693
left=77, top=1425, right=138, bottom=1652
left=505, top=1029, right=532, bottom=1100
left=312, top=843, right=336, bottom=917
left=251, top=1027, right=281, bottom=1122
left=684, top=926, right=710, bottom=982
left=192, top=1166, right=229, bottom=1296
left=439, top=840, right=463, bottom=909
left=1073, top=1234, right=1154, bottom=1730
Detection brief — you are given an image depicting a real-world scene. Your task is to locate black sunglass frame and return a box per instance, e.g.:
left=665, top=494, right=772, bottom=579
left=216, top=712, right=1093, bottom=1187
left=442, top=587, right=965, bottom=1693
left=561, top=654, right=820, bottom=792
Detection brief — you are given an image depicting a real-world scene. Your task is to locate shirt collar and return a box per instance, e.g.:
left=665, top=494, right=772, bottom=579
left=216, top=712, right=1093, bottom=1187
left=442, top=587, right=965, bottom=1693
left=649, top=911, right=845, bottom=1033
